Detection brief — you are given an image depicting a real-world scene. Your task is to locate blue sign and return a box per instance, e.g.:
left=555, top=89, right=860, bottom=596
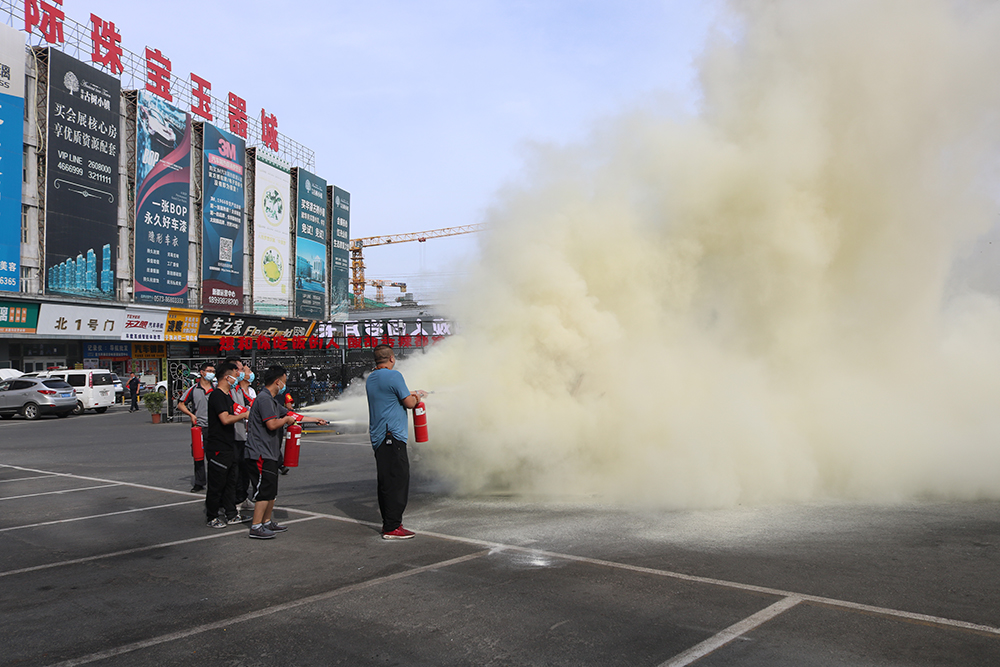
left=0, top=25, right=25, bottom=293
left=83, top=342, right=132, bottom=358
left=201, top=122, right=246, bottom=310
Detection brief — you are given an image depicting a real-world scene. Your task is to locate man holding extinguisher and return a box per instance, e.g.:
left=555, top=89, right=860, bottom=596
left=177, top=362, right=215, bottom=493
left=366, top=344, right=427, bottom=540
left=244, top=365, right=327, bottom=539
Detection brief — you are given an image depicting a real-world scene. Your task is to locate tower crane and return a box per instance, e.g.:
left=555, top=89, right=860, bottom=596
left=364, top=280, right=407, bottom=305
left=350, top=224, right=485, bottom=309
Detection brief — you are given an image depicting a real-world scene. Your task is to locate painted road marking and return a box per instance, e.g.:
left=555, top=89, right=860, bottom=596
left=0, top=499, right=203, bottom=533
left=5, top=464, right=1000, bottom=642
left=0, top=483, right=122, bottom=501
left=42, top=551, right=489, bottom=667
left=0, top=516, right=322, bottom=579
left=659, top=596, right=803, bottom=667
left=0, top=474, right=59, bottom=484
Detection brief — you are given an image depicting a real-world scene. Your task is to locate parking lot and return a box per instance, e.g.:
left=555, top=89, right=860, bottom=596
left=2, top=406, right=1000, bottom=666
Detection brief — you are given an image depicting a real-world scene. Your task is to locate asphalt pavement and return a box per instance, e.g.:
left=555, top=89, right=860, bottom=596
left=2, top=405, right=999, bottom=666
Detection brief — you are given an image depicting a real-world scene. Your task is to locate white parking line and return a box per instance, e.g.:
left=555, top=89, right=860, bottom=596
left=0, top=464, right=202, bottom=497
left=0, top=483, right=122, bottom=501
left=0, top=516, right=322, bottom=579
left=0, top=499, right=202, bottom=532
left=43, top=551, right=488, bottom=667
left=0, top=474, right=59, bottom=484
left=659, top=596, right=803, bottom=667
left=5, top=463, right=1000, bottom=643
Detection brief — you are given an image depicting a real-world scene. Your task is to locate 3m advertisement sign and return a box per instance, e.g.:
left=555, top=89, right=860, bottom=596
left=0, top=25, right=25, bottom=293
left=134, top=90, right=191, bottom=306
left=330, top=186, right=351, bottom=320
left=253, top=152, right=291, bottom=315
left=202, top=123, right=246, bottom=310
left=294, top=168, right=327, bottom=319
left=44, top=49, right=121, bottom=301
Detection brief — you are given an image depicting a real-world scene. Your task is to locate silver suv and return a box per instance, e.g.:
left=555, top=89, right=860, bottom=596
left=0, top=377, right=78, bottom=420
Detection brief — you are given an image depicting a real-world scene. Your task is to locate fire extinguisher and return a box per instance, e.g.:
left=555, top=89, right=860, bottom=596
left=283, top=422, right=302, bottom=467
left=191, top=426, right=204, bottom=461
left=413, top=401, right=428, bottom=443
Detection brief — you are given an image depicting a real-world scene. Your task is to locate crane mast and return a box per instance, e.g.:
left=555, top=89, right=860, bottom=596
left=350, top=224, right=485, bottom=308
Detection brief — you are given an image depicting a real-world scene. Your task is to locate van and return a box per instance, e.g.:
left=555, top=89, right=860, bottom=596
left=33, top=368, right=116, bottom=415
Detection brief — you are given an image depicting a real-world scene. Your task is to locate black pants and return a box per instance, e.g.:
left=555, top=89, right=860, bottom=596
left=130, top=393, right=138, bottom=411
left=193, top=458, right=206, bottom=488
left=205, top=448, right=237, bottom=521
left=234, top=440, right=250, bottom=504
left=374, top=432, right=409, bottom=533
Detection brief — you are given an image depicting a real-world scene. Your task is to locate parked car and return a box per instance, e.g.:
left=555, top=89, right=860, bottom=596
left=110, top=373, right=125, bottom=400
left=0, top=368, right=24, bottom=381
left=156, top=380, right=167, bottom=394
left=0, top=377, right=77, bottom=419
left=29, top=369, right=116, bottom=415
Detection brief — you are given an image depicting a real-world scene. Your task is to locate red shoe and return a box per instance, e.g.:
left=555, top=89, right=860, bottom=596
left=382, top=526, right=415, bottom=540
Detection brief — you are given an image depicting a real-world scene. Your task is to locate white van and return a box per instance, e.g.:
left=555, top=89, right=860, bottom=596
left=32, top=368, right=116, bottom=415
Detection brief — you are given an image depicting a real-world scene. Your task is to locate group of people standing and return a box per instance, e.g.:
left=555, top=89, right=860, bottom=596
left=175, top=344, right=427, bottom=542
left=177, top=357, right=327, bottom=539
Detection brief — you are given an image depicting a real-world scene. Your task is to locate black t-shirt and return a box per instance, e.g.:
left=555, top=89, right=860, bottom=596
left=206, top=389, right=237, bottom=452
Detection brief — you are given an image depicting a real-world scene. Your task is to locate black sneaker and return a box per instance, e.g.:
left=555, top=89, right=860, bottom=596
left=263, top=520, right=287, bottom=533
left=190, top=485, right=205, bottom=493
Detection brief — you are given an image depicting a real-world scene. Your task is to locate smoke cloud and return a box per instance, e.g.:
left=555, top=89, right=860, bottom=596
left=353, top=0, right=1000, bottom=507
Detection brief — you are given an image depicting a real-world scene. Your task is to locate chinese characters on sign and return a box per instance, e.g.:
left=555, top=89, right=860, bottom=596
left=201, top=123, right=246, bottom=310
left=122, top=308, right=168, bottom=341
left=0, top=25, right=25, bottom=293
left=293, top=168, right=327, bottom=320
left=253, top=151, right=292, bottom=316
left=330, top=187, right=351, bottom=319
left=37, top=303, right=125, bottom=337
left=165, top=308, right=201, bottom=342
left=44, top=49, right=120, bottom=301
left=0, top=301, right=39, bottom=333
left=133, top=90, right=191, bottom=305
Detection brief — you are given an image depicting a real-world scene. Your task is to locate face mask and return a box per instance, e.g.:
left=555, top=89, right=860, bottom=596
left=277, top=382, right=287, bottom=396
left=237, top=371, right=245, bottom=381
left=247, top=372, right=255, bottom=383
left=204, top=372, right=216, bottom=381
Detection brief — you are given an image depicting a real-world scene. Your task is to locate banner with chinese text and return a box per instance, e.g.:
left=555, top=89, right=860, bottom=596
left=0, top=301, right=39, bottom=334
left=37, top=303, right=126, bottom=339
left=294, top=168, right=327, bottom=319
left=122, top=306, right=168, bottom=341
left=253, top=152, right=291, bottom=315
left=330, top=186, right=351, bottom=319
left=134, top=90, right=191, bottom=305
left=165, top=308, right=201, bottom=342
left=0, top=25, right=25, bottom=292
left=202, top=122, right=245, bottom=310
left=44, top=49, right=121, bottom=301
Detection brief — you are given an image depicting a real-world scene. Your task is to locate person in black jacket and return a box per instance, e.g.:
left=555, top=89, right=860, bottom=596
left=127, top=372, right=140, bottom=412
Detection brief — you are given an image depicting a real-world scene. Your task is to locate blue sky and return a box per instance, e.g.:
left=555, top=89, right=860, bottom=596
left=38, top=0, right=719, bottom=304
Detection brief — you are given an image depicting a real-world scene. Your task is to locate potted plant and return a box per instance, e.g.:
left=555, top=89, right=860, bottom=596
left=143, top=390, right=165, bottom=424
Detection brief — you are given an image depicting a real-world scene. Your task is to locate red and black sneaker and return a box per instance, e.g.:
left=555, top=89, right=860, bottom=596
left=382, top=526, right=415, bottom=540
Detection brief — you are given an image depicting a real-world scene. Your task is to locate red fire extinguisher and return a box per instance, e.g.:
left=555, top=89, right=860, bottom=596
left=191, top=426, right=204, bottom=461
left=283, top=422, right=303, bottom=467
left=413, top=401, right=428, bottom=443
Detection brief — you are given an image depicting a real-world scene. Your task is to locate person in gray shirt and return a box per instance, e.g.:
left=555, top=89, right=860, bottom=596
left=177, top=362, right=215, bottom=492
left=244, top=364, right=326, bottom=539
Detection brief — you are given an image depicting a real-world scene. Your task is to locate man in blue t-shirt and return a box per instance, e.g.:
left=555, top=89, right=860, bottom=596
left=366, top=344, right=426, bottom=539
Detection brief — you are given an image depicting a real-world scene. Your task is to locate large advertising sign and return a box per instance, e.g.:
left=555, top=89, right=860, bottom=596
left=134, top=90, right=191, bottom=306
left=202, top=123, right=246, bottom=310
left=294, top=169, right=327, bottom=319
left=0, top=302, right=39, bottom=334
left=253, top=153, right=291, bottom=315
left=0, top=26, right=25, bottom=293
left=36, top=303, right=126, bottom=339
left=122, top=306, right=168, bottom=341
left=44, top=49, right=121, bottom=301
left=330, top=186, right=351, bottom=319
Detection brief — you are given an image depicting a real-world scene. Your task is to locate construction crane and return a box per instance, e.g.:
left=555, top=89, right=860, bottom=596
left=365, top=280, right=407, bottom=305
left=350, top=224, right=485, bottom=308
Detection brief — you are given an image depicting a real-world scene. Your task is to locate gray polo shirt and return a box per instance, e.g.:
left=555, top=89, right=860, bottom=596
left=245, top=389, right=287, bottom=461
left=181, top=384, right=211, bottom=428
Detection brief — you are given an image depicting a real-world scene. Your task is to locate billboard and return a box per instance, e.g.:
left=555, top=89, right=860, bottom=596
left=330, top=186, right=351, bottom=319
left=294, top=169, right=327, bottom=319
left=134, top=90, right=191, bottom=306
left=252, top=152, right=291, bottom=315
left=36, top=303, right=125, bottom=339
left=0, top=26, right=25, bottom=293
left=0, top=301, right=39, bottom=334
left=202, top=122, right=246, bottom=310
left=44, top=49, right=121, bottom=300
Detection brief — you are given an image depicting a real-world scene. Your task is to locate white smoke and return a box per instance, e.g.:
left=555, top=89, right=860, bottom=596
left=352, top=0, right=1000, bottom=508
